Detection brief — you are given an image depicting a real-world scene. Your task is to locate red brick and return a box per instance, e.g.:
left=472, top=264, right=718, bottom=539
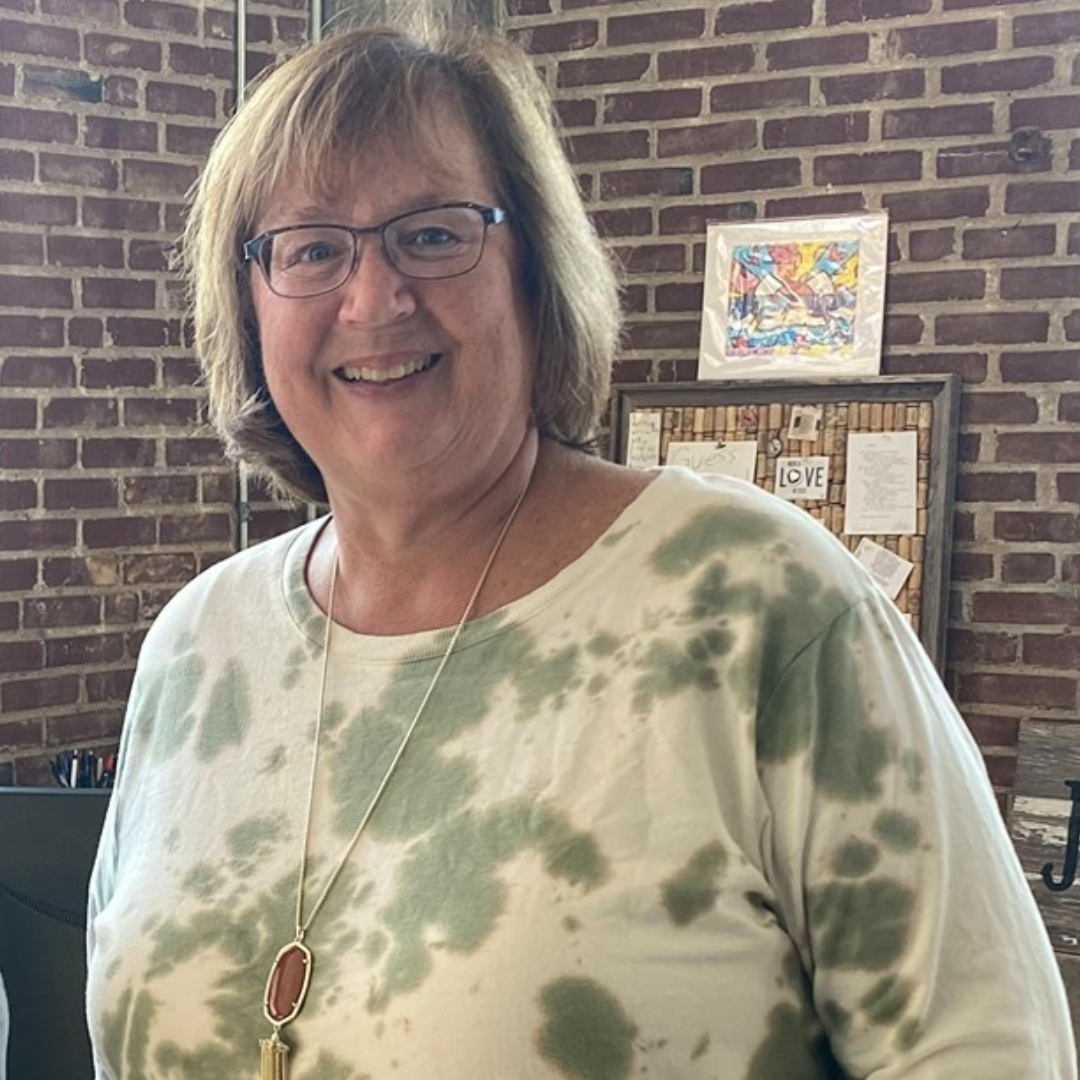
left=959, top=391, right=1038, bottom=425
left=589, top=207, right=653, bottom=238
left=46, top=235, right=124, bottom=268
left=764, top=112, right=868, bottom=149
left=882, top=314, right=924, bottom=346
left=1067, top=311, right=1080, bottom=342
left=0, top=557, right=36, bottom=591
left=883, top=103, right=994, bottom=140
left=43, top=397, right=118, bottom=428
left=165, top=437, right=224, bottom=467
left=85, top=115, right=158, bottom=150
left=121, top=396, right=198, bottom=427
left=657, top=43, right=754, bottom=80
left=889, top=20, right=996, bottom=58
left=1000, top=349, right=1080, bottom=383
left=828, top=0, right=930, bottom=19
left=1059, top=473, right=1080, bottom=503
left=160, top=514, right=231, bottom=544
left=162, top=355, right=199, bottom=387
left=1023, top=634, right=1080, bottom=669
left=41, top=0, right=119, bottom=17
left=81, top=277, right=157, bottom=310
left=1070, top=225, right=1080, bottom=258
left=936, top=312, right=1048, bottom=345
left=884, top=186, right=990, bottom=221
left=84, top=32, right=162, bottom=70
left=613, top=244, right=687, bottom=275
left=658, top=119, right=757, bottom=158
left=81, top=356, right=156, bottom=388
left=69, top=318, right=103, bottom=348
left=0, top=518, right=76, bottom=550
left=604, top=88, right=701, bottom=123
left=0, top=231, right=41, bottom=265
left=1001, top=266, right=1080, bottom=301
left=43, top=477, right=118, bottom=510
left=609, top=9, right=704, bottom=45
left=122, top=552, right=197, bottom=586
left=943, top=56, right=1055, bottom=94
left=103, top=74, right=138, bottom=107
left=716, top=0, right=812, bottom=34
left=557, top=53, right=650, bottom=89
left=600, top=168, right=693, bottom=199
left=0, top=20, right=78, bottom=58
left=947, top=628, right=1018, bottom=663
left=0, top=315, right=64, bottom=347
left=888, top=270, right=985, bottom=304
left=612, top=358, right=650, bottom=383
left=996, top=432, right=1080, bottom=464
left=1002, top=553, right=1056, bottom=584
left=1011, top=96, right=1080, bottom=134
left=962, top=225, right=1056, bottom=260
left=124, top=0, right=198, bottom=33
left=703, top=158, right=802, bottom=194
left=122, top=475, right=197, bottom=505
left=765, top=192, right=866, bottom=217
left=1013, top=11, right=1080, bottom=47
left=46, top=632, right=126, bottom=667
left=24, top=594, right=101, bottom=629
left=656, top=282, right=704, bottom=311
left=168, top=41, right=231, bottom=78
left=1060, top=396, right=1080, bottom=424
left=711, top=77, right=809, bottom=113
left=122, top=158, right=198, bottom=196
left=0, top=354, right=74, bottom=388
left=623, top=320, right=701, bottom=351
left=511, top=19, right=597, bottom=54
left=85, top=669, right=134, bottom=703
left=145, top=80, right=216, bottom=118
left=1, top=675, right=79, bottom=712
left=0, top=147, right=32, bottom=181
left=962, top=712, right=1019, bottom=749
left=0, top=480, right=35, bottom=511
left=106, top=317, right=180, bottom=346
left=994, top=511, right=1078, bottom=545
left=0, top=273, right=73, bottom=308
left=959, top=434, right=981, bottom=464
left=881, top=351, right=987, bottom=382
left=0, top=602, right=18, bottom=633
left=1005, top=182, right=1080, bottom=214
left=164, top=123, right=218, bottom=158
left=820, top=69, right=924, bottom=106
left=1065, top=556, right=1080, bottom=584
left=906, top=227, right=953, bottom=262
left=955, top=470, right=1035, bottom=502
left=814, top=150, right=921, bottom=186
left=83, top=516, right=156, bottom=547
left=566, top=129, right=649, bottom=165
left=83, top=196, right=161, bottom=231
left=658, top=201, right=758, bottom=234
left=0, top=104, right=77, bottom=143
left=0, top=192, right=76, bottom=227
left=959, top=672, right=1076, bottom=709
left=952, top=551, right=993, bottom=580
left=0, top=398, right=35, bottom=428
left=82, top=437, right=156, bottom=468
left=767, top=32, right=868, bottom=71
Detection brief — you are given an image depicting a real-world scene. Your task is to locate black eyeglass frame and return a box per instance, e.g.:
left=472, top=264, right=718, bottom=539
left=242, top=201, right=509, bottom=298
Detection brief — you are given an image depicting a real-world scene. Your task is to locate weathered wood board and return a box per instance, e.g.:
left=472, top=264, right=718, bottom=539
left=1010, top=720, right=1080, bottom=957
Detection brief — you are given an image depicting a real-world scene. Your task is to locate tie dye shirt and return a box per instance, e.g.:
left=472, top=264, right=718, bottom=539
left=87, top=467, right=1075, bottom=1080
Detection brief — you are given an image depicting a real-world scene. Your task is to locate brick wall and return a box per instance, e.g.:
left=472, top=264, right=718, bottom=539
left=0, top=0, right=307, bottom=785
left=1, top=0, right=1078, bottom=794
left=504, top=0, right=1080, bottom=805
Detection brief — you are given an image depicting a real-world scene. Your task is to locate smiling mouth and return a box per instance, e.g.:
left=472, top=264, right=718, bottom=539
left=336, top=354, right=440, bottom=385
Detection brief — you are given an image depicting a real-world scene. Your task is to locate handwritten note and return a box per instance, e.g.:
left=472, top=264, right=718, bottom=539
left=667, top=440, right=758, bottom=483
left=626, top=411, right=661, bottom=469
left=844, top=431, right=918, bottom=535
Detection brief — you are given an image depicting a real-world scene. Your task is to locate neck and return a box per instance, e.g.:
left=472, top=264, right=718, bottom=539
left=312, top=432, right=542, bottom=634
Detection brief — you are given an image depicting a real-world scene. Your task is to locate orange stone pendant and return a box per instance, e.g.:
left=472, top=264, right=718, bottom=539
left=264, top=940, right=313, bottom=1025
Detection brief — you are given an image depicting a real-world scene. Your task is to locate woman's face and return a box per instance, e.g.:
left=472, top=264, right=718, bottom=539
left=248, top=107, right=536, bottom=503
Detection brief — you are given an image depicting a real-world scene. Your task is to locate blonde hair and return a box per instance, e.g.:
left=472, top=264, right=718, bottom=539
left=182, top=26, right=621, bottom=503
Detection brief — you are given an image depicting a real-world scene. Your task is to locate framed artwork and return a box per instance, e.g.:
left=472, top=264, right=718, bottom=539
left=698, top=212, right=889, bottom=380
left=609, top=376, right=960, bottom=671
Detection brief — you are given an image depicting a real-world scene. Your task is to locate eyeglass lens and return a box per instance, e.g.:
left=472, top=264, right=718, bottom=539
left=261, top=205, right=492, bottom=296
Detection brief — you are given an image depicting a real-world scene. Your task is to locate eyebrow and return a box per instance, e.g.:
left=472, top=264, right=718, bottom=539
left=257, top=192, right=473, bottom=232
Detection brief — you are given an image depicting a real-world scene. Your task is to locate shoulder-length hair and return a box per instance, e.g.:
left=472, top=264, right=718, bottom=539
left=181, top=26, right=621, bottom=504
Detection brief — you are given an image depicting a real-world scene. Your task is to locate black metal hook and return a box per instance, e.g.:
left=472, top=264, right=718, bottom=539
left=1041, top=779, right=1080, bottom=892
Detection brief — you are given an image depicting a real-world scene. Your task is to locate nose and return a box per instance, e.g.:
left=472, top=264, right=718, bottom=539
left=334, top=235, right=417, bottom=327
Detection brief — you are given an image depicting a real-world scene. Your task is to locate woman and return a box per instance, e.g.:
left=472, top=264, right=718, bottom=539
left=87, top=25, right=1075, bottom=1080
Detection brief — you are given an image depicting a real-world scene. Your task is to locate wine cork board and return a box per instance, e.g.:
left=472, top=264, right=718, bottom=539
left=609, top=376, right=960, bottom=671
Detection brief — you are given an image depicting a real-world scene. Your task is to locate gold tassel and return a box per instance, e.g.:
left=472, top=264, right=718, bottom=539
left=260, top=1031, right=290, bottom=1080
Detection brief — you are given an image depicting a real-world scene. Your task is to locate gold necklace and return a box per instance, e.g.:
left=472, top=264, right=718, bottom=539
left=259, top=478, right=531, bottom=1080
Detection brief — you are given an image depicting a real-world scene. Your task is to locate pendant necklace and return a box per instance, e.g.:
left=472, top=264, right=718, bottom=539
left=259, top=475, right=532, bottom=1080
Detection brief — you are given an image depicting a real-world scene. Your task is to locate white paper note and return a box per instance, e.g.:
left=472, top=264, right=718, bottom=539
left=667, top=440, right=758, bottom=483
left=854, top=537, right=914, bottom=600
left=844, top=431, right=918, bottom=535
left=775, top=456, right=829, bottom=501
left=625, top=411, right=661, bottom=469
left=787, top=405, right=823, bottom=442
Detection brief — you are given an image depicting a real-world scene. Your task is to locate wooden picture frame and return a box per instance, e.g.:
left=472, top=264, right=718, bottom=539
left=608, top=375, right=961, bottom=671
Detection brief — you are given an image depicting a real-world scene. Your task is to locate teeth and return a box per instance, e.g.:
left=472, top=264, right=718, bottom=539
left=339, top=355, right=436, bottom=384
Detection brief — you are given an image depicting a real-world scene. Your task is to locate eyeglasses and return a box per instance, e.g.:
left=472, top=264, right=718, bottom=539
left=242, top=202, right=509, bottom=299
